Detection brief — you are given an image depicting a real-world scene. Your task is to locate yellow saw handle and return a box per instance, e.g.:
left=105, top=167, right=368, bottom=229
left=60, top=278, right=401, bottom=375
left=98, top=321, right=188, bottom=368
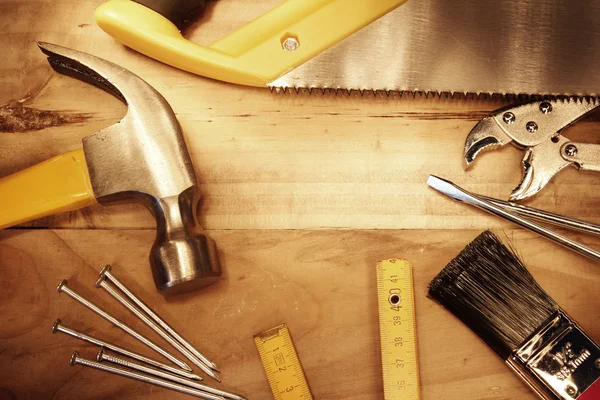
left=95, top=0, right=407, bottom=87
left=0, top=149, right=97, bottom=229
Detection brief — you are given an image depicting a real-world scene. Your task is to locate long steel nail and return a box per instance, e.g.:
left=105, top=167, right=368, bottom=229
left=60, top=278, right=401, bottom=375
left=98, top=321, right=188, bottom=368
left=51, top=319, right=202, bottom=380
left=100, top=265, right=220, bottom=372
left=56, top=279, right=192, bottom=371
left=98, top=349, right=247, bottom=400
left=96, top=275, right=221, bottom=381
left=70, top=351, right=226, bottom=400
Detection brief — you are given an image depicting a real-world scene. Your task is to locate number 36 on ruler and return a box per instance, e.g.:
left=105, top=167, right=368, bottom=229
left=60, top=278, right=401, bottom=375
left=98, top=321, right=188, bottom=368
left=376, top=259, right=421, bottom=400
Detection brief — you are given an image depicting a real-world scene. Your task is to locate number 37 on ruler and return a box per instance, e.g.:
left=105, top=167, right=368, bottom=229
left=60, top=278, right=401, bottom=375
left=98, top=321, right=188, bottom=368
left=376, top=259, right=421, bottom=400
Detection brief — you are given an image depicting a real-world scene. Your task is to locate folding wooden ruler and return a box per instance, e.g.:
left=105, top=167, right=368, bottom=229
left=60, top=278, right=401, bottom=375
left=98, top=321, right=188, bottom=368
left=254, top=324, right=313, bottom=400
left=376, top=259, right=421, bottom=399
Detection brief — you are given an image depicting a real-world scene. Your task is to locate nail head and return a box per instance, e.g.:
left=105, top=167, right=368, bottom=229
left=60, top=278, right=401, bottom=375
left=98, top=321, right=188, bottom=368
left=95, top=275, right=106, bottom=288
left=97, top=348, right=105, bottom=362
left=52, top=319, right=61, bottom=333
left=99, top=265, right=111, bottom=277
left=70, top=351, right=79, bottom=366
left=57, top=279, right=67, bottom=293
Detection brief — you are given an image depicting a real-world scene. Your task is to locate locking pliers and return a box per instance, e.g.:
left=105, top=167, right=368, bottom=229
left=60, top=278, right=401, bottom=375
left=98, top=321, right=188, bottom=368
left=463, top=98, right=600, bottom=201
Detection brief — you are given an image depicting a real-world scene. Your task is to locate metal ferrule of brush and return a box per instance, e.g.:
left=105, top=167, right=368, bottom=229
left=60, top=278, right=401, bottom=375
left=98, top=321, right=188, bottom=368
left=506, top=311, right=600, bottom=400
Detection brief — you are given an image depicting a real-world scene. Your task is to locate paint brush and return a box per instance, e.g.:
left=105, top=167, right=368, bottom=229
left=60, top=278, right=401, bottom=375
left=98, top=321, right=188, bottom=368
left=428, top=231, right=600, bottom=400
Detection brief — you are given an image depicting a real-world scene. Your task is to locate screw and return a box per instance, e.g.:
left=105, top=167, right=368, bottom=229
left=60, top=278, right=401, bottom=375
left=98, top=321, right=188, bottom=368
left=564, top=144, right=578, bottom=157
left=56, top=279, right=191, bottom=371
left=282, top=37, right=299, bottom=52
left=540, top=101, right=553, bottom=114
left=595, top=358, right=600, bottom=369
left=52, top=319, right=202, bottom=380
left=70, top=352, right=227, bottom=400
left=96, top=275, right=220, bottom=382
left=526, top=121, right=538, bottom=133
left=565, top=385, right=578, bottom=397
left=100, top=266, right=219, bottom=373
left=98, top=350, right=247, bottom=400
left=503, top=112, right=516, bottom=124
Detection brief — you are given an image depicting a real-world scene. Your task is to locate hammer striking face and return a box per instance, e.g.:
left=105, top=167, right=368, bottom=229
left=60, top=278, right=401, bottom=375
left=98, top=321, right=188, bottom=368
left=0, top=43, right=220, bottom=295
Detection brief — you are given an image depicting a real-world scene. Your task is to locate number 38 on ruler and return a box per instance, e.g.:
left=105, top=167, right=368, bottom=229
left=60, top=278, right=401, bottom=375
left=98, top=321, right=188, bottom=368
left=376, top=259, right=421, bottom=400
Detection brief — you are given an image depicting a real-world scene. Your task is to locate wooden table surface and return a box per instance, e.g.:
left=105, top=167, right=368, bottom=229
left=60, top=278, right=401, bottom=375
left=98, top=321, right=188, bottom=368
left=1, top=1, right=600, bottom=399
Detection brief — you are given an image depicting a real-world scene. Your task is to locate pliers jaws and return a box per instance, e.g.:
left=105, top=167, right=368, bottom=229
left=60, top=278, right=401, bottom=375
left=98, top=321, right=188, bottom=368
left=463, top=98, right=600, bottom=201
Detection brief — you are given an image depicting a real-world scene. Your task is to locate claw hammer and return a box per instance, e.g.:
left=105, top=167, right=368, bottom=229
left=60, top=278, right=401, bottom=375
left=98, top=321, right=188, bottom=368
left=0, top=43, right=221, bottom=295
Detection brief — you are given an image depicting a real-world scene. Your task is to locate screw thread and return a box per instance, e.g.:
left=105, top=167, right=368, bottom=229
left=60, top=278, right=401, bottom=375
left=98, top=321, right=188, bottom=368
left=55, top=320, right=199, bottom=380
left=103, top=268, right=219, bottom=372
left=99, top=279, right=202, bottom=374
left=100, top=352, right=244, bottom=400
left=72, top=353, right=225, bottom=400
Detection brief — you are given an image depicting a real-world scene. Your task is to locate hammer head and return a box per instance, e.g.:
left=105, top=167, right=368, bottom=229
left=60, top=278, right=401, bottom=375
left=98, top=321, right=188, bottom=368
left=39, top=43, right=221, bottom=295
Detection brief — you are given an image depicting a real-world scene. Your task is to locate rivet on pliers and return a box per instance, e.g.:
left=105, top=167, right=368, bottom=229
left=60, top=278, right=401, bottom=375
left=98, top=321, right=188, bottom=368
left=463, top=98, right=600, bottom=200
left=526, top=121, right=538, bottom=133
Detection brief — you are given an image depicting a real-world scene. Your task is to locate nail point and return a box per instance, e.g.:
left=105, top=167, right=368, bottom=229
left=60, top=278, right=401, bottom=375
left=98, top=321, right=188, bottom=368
left=190, top=373, right=203, bottom=381
left=181, top=362, right=193, bottom=372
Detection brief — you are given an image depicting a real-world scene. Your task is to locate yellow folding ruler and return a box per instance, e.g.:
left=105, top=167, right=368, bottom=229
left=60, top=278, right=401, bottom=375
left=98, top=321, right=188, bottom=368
left=376, top=259, right=421, bottom=399
left=254, top=324, right=313, bottom=400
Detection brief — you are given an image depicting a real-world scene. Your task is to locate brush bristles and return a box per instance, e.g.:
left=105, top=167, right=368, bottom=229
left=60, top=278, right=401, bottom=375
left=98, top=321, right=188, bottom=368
left=428, top=231, right=559, bottom=359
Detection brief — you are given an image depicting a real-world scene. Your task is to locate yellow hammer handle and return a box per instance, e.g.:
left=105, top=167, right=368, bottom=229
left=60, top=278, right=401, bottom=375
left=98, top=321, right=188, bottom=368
left=0, top=149, right=97, bottom=229
left=95, top=0, right=407, bottom=87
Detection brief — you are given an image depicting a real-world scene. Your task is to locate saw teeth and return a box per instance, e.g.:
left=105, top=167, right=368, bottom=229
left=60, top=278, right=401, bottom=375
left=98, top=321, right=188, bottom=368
left=269, top=87, right=600, bottom=103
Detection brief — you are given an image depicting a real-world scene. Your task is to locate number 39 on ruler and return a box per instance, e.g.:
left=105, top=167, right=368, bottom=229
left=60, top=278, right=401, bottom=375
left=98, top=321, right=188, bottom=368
left=376, top=259, right=421, bottom=400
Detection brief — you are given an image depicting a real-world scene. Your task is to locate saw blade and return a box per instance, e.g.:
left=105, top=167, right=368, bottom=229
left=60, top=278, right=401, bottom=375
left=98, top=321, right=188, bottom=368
left=269, top=0, right=600, bottom=97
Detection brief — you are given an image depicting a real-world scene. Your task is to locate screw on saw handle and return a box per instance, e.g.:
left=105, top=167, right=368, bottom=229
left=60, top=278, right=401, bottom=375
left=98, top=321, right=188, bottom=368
left=95, top=0, right=407, bottom=87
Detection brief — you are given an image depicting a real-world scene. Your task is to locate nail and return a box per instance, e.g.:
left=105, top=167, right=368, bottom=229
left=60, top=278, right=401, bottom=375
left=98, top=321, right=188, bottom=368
left=96, top=275, right=220, bottom=381
left=56, top=279, right=191, bottom=371
left=98, top=349, right=247, bottom=400
left=100, top=266, right=219, bottom=372
left=70, top=351, right=226, bottom=400
left=52, top=319, right=202, bottom=380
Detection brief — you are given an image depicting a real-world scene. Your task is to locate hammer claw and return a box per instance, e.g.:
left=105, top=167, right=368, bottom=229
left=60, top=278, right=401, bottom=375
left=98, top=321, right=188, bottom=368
left=0, top=43, right=221, bottom=295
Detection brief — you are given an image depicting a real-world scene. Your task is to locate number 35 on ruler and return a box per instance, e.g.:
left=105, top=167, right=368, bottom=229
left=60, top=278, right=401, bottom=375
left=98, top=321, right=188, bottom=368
left=376, top=259, right=421, bottom=400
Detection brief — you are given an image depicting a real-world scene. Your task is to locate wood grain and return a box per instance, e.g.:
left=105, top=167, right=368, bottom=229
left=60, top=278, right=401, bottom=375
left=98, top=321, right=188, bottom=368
left=1, top=1, right=600, bottom=400
left=2, top=0, right=600, bottom=230
left=1, top=228, right=598, bottom=399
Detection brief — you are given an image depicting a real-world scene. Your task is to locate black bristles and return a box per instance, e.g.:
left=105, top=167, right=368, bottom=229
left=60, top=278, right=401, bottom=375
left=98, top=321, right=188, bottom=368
left=428, top=231, right=559, bottom=359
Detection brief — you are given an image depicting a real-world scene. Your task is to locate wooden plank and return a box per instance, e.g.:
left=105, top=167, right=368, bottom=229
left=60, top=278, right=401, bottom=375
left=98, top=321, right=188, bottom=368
left=0, top=228, right=598, bottom=399
left=2, top=0, right=600, bottom=230
left=2, top=2, right=600, bottom=399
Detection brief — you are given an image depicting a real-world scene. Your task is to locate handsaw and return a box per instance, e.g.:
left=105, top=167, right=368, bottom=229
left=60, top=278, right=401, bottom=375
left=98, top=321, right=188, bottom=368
left=96, top=0, right=600, bottom=97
